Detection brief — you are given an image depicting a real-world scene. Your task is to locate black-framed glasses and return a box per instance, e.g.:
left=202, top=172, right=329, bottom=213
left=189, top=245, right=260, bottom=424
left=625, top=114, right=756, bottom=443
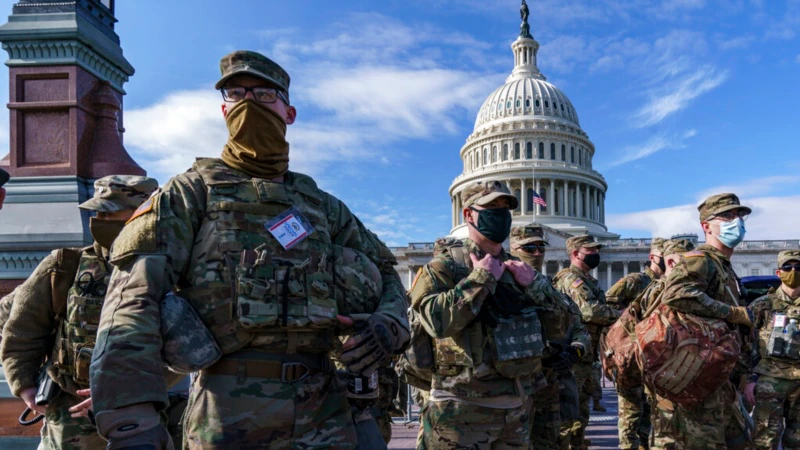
left=520, top=244, right=546, bottom=253
left=220, top=86, right=290, bottom=105
left=712, top=210, right=749, bottom=222
left=781, top=263, right=800, bottom=272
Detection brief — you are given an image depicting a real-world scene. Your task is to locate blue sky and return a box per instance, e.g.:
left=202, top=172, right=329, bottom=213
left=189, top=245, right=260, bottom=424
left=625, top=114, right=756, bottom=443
left=1, top=0, right=799, bottom=245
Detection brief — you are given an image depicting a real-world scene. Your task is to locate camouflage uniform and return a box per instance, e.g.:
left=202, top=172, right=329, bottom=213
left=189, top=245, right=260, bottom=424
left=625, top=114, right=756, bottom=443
left=511, top=224, right=591, bottom=450
left=412, top=182, right=548, bottom=450
left=0, top=175, right=157, bottom=450
left=650, top=193, right=754, bottom=450
left=605, top=238, right=665, bottom=450
left=554, top=235, right=620, bottom=449
left=750, top=250, right=800, bottom=450
left=89, top=52, right=409, bottom=450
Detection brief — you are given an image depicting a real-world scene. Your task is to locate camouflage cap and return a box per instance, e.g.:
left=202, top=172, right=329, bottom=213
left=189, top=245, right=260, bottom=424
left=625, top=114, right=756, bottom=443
left=778, top=250, right=800, bottom=266
left=78, top=175, right=158, bottom=213
left=662, top=239, right=696, bottom=257
left=698, top=192, right=752, bottom=222
left=650, top=237, right=666, bottom=254
left=215, top=50, right=290, bottom=93
left=460, top=180, right=518, bottom=210
left=510, top=224, right=548, bottom=246
left=566, top=234, right=602, bottom=252
left=0, top=168, right=8, bottom=187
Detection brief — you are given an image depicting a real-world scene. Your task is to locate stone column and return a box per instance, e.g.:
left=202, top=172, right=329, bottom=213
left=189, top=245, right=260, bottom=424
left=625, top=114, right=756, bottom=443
left=521, top=178, right=527, bottom=215
left=585, top=184, right=590, bottom=219
left=550, top=179, right=555, bottom=215
left=535, top=179, right=541, bottom=215
left=592, top=267, right=599, bottom=279
left=594, top=188, right=599, bottom=222
left=578, top=183, right=584, bottom=218
left=542, top=262, right=548, bottom=277
left=606, top=263, right=612, bottom=288
left=452, top=197, right=457, bottom=228
left=558, top=260, right=565, bottom=271
left=623, top=261, right=629, bottom=277
left=406, top=266, right=414, bottom=290
left=564, top=180, right=569, bottom=217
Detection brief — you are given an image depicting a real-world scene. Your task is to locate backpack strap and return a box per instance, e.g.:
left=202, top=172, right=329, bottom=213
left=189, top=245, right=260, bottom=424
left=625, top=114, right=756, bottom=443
left=50, top=248, right=83, bottom=321
left=443, top=240, right=473, bottom=283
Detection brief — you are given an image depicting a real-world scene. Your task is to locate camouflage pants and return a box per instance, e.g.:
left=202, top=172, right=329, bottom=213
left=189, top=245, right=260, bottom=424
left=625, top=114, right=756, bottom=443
left=591, top=362, right=602, bottom=403
left=419, top=398, right=532, bottom=449
left=753, top=374, right=800, bottom=449
left=38, top=391, right=105, bottom=450
left=560, top=362, right=592, bottom=449
left=651, top=382, right=752, bottom=450
left=617, top=385, right=651, bottom=449
left=182, top=370, right=355, bottom=449
left=531, top=375, right=561, bottom=450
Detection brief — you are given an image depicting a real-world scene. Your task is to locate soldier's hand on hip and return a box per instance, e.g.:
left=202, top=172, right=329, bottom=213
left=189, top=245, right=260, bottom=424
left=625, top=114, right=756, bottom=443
left=68, top=389, right=92, bottom=419
left=470, top=253, right=505, bottom=280
left=20, top=387, right=45, bottom=415
left=503, top=260, right=537, bottom=287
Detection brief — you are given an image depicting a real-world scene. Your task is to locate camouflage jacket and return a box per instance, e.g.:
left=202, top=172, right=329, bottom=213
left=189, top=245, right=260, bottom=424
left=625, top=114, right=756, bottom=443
left=554, top=265, right=620, bottom=362
left=411, top=238, right=552, bottom=398
left=606, top=266, right=655, bottom=310
left=752, top=287, right=800, bottom=379
left=659, top=244, right=751, bottom=380
left=635, top=278, right=666, bottom=319
left=90, top=159, right=408, bottom=414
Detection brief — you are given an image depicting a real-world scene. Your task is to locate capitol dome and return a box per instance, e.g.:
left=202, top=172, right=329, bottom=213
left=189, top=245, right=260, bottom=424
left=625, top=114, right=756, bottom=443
left=449, top=12, right=617, bottom=239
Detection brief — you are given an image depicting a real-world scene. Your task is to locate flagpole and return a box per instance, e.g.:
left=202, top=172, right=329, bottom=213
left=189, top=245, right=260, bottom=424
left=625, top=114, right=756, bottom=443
left=532, top=159, right=537, bottom=222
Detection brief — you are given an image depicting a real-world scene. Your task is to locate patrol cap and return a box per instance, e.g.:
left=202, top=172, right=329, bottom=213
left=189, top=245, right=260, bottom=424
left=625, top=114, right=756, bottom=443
left=662, top=239, right=696, bottom=257
left=778, top=250, right=800, bottom=266
left=650, top=237, right=666, bottom=254
left=698, top=193, right=752, bottom=222
left=78, top=175, right=159, bottom=213
left=0, top=168, right=8, bottom=187
left=215, top=50, right=290, bottom=93
left=510, top=224, right=548, bottom=246
left=566, top=235, right=602, bottom=252
left=460, top=180, right=518, bottom=210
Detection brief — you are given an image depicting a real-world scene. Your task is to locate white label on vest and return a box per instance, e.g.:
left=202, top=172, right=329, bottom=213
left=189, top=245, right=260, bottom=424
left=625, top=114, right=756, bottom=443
left=775, top=314, right=787, bottom=328
left=267, top=209, right=311, bottom=250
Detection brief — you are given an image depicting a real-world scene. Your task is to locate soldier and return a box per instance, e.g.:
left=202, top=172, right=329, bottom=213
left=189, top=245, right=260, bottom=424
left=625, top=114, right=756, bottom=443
left=510, top=224, right=591, bottom=450
left=591, top=361, right=604, bottom=412
left=0, top=175, right=157, bottom=450
left=87, top=50, right=410, bottom=450
left=411, top=181, right=549, bottom=449
left=749, top=249, right=800, bottom=449
left=653, top=193, right=755, bottom=449
left=554, top=234, right=620, bottom=450
left=606, top=237, right=666, bottom=450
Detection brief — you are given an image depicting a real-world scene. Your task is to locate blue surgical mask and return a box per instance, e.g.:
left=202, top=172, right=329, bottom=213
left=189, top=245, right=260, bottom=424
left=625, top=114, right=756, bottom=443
left=716, top=218, right=746, bottom=248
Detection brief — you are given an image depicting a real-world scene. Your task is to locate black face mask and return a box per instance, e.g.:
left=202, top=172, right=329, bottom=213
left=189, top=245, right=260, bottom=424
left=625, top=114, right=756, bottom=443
left=469, top=207, right=512, bottom=244
left=654, top=256, right=666, bottom=273
left=579, top=252, right=600, bottom=269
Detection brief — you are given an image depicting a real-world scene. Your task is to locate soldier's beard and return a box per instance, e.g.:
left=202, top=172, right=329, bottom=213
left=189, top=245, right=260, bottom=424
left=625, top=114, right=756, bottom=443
left=221, top=99, right=289, bottom=179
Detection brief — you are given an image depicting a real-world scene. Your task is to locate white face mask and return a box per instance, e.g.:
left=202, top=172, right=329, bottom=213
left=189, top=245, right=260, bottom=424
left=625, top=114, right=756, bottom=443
left=715, top=218, right=746, bottom=248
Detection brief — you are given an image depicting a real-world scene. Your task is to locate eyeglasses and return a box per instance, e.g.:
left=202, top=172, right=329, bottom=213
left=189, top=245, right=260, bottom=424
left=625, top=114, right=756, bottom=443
left=220, top=86, right=290, bottom=105
left=711, top=210, right=749, bottom=222
left=781, top=263, right=800, bottom=272
left=520, top=244, right=546, bottom=253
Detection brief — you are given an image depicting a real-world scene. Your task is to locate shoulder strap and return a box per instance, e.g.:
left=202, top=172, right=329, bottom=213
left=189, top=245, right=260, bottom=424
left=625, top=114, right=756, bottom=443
left=50, top=248, right=82, bottom=320
left=441, top=240, right=473, bottom=283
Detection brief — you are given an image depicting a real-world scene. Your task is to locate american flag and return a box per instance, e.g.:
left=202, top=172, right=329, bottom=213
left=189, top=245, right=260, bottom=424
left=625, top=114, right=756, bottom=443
left=532, top=190, right=547, bottom=207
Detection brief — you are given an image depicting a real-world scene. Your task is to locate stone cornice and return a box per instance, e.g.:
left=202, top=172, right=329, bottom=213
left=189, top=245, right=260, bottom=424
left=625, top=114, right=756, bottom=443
left=0, top=251, right=50, bottom=279
left=450, top=163, right=608, bottom=194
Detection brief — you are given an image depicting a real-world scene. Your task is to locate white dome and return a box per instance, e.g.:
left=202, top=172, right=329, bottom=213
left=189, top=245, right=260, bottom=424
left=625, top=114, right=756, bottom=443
left=474, top=78, right=580, bottom=132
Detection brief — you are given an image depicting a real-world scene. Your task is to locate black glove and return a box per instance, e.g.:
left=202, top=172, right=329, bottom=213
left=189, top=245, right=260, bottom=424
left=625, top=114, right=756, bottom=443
left=340, top=313, right=409, bottom=376
left=542, top=345, right=583, bottom=375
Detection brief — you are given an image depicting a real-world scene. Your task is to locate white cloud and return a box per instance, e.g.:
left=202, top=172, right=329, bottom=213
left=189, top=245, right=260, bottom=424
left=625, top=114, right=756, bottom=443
left=606, top=128, right=697, bottom=168
left=633, top=67, right=727, bottom=128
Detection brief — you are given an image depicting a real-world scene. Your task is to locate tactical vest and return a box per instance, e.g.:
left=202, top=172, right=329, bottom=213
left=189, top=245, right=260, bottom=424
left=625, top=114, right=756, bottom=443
left=761, top=296, right=800, bottom=361
left=52, top=247, right=110, bottom=387
left=175, top=159, right=344, bottom=355
left=432, top=240, right=544, bottom=379
left=554, top=268, right=606, bottom=355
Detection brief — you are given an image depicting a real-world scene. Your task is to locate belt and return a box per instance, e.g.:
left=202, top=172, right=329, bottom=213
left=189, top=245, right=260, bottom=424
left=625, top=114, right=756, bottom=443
left=204, top=352, right=332, bottom=383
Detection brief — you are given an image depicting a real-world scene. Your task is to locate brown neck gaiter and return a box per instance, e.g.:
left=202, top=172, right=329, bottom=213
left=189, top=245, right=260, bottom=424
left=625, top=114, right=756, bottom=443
left=516, top=253, right=544, bottom=272
left=221, top=99, right=289, bottom=179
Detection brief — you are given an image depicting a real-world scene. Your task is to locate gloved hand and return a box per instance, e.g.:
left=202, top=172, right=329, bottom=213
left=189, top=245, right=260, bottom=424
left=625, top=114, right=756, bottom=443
left=542, top=345, right=583, bottom=374
left=95, top=404, right=174, bottom=450
left=340, top=313, right=410, bottom=376
left=727, top=306, right=754, bottom=327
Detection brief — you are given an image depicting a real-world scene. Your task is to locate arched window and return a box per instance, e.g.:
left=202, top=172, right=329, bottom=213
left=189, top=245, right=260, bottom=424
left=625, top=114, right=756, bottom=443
left=561, top=103, right=565, bottom=111
left=561, top=144, right=566, bottom=161
left=550, top=143, right=556, bottom=160
left=571, top=146, right=575, bottom=163
left=578, top=149, right=583, bottom=165
left=525, top=99, right=531, bottom=108
left=555, top=189, right=560, bottom=214
left=514, top=189, right=521, bottom=212
left=538, top=142, right=544, bottom=159
left=515, top=99, right=520, bottom=108
left=483, top=148, right=488, bottom=165
left=535, top=99, right=541, bottom=108
left=506, top=100, right=511, bottom=109
left=527, top=188, right=534, bottom=211
left=503, top=144, right=509, bottom=161
left=540, top=188, right=547, bottom=212
left=514, top=143, right=520, bottom=159
left=493, top=146, right=498, bottom=162
left=526, top=142, right=533, bottom=159
left=496, top=103, right=501, bottom=111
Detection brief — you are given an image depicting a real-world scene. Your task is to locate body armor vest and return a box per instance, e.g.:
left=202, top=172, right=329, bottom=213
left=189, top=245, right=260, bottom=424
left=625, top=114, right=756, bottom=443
left=762, top=298, right=800, bottom=361
left=52, top=247, right=110, bottom=387
left=176, top=159, right=342, bottom=355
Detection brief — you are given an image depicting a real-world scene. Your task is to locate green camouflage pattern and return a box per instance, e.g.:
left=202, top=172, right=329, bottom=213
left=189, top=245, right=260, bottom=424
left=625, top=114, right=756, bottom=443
left=651, top=237, right=666, bottom=253
left=78, top=175, right=158, bottom=213
left=410, top=238, right=547, bottom=399
left=752, top=287, right=800, bottom=379
left=38, top=392, right=107, bottom=450
left=90, top=158, right=407, bottom=445
left=779, top=250, right=800, bottom=267
left=510, top=223, right=548, bottom=246
left=419, top=398, right=532, bottom=450
left=697, top=192, right=752, bottom=222
left=559, top=361, right=593, bottom=449
left=606, top=267, right=655, bottom=310
left=460, top=179, right=519, bottom=210
left=752, top=373, right=800, bottom=449
left=592, top=361, right=603, bottom=403
left=662, top=239, right=696, bottom=257
left=215, top=50, right=290, bottom=92
left=618, top=386, right=650, bottom=450
left=565, top=235, right=602, bottom=252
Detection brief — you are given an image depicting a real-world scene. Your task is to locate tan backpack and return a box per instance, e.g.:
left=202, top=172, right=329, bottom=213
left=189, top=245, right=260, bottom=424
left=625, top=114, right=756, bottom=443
left=600, top=306, right=641, bottom=390
left=635, top=303, right=740, bottom=409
